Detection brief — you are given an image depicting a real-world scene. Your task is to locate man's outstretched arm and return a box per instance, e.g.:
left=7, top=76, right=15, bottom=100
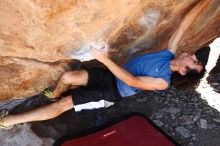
left=91, top=48, right=168, bottom=91
left=168, top=0, right=211, bottom=54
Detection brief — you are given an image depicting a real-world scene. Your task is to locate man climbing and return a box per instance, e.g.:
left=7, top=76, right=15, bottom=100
left=0, top=0, right=209, bottom=128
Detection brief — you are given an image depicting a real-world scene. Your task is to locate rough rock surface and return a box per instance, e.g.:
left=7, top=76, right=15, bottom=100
left=0, top=57, right=80, bottom=102
left=0, top=124, right=54, bottom=146
left=0, top=0, right=220, bottom=101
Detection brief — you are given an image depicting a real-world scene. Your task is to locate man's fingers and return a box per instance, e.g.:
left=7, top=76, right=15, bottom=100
left=91, top=41, right=109, bottom=51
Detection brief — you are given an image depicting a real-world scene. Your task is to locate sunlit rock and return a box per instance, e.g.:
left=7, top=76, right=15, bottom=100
left=0, top=0, right=219, bottom=101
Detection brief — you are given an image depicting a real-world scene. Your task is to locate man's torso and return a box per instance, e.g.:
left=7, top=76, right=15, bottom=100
left=116, top=49, right=174, bottom=97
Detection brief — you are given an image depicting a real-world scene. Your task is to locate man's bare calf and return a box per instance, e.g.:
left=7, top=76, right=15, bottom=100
left=3, top=95, right=73, bottom=127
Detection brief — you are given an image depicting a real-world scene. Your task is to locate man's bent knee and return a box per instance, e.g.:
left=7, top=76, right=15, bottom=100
left=60, top=70, right=88, bottom=85
left=60, top=71, right=73, bottom=84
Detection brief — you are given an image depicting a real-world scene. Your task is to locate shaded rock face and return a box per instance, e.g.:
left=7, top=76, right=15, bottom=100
left=0, top=0, right=220, bottom=101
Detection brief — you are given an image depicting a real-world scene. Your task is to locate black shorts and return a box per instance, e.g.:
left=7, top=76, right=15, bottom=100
left=63, top=67, right=121, bottom=108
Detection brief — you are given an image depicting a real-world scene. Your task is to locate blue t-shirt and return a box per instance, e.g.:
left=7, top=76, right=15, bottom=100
left=116, top=49, right=174, bottom=97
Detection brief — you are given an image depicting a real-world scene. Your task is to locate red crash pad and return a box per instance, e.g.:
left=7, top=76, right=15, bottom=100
left=54, top=114, right=178, bottom=146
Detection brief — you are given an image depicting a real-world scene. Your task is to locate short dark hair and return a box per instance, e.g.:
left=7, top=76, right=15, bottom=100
left=194, top=46, right=210, bottom=66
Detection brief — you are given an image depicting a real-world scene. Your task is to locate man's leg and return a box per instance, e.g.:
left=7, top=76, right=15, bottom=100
left=52, top=70, right=89, bottom=98
left=2, top=95, right=74, bottom=127
left=2, top=70, right=89, bottom=127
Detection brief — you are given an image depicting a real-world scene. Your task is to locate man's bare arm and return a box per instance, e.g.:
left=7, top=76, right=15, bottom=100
left=134, top=76, right=168, bottom=90
left=91, top=48, right=168, bottom=91
left=168, top=0, right=211, bottom=54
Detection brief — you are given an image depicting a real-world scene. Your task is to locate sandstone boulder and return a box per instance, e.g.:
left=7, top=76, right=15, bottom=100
left=0, top=0, right=219, bottom=102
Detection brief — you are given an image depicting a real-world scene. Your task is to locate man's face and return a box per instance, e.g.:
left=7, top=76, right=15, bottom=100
left=177, top=52, right=203, bottom=76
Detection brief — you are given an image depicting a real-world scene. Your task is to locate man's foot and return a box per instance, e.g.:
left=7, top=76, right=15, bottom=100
left=0, top=110, right=13, bottom=129
left=43, top=88, right=54, bottom=98
left=42, top=88, right=60, bottom=101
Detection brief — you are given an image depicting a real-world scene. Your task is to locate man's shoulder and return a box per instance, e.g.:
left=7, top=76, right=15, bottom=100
left=135, top=49, right=174, bottom=61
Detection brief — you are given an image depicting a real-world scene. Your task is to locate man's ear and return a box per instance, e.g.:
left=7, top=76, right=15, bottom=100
left=192, top=54, right=198, bottom=61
